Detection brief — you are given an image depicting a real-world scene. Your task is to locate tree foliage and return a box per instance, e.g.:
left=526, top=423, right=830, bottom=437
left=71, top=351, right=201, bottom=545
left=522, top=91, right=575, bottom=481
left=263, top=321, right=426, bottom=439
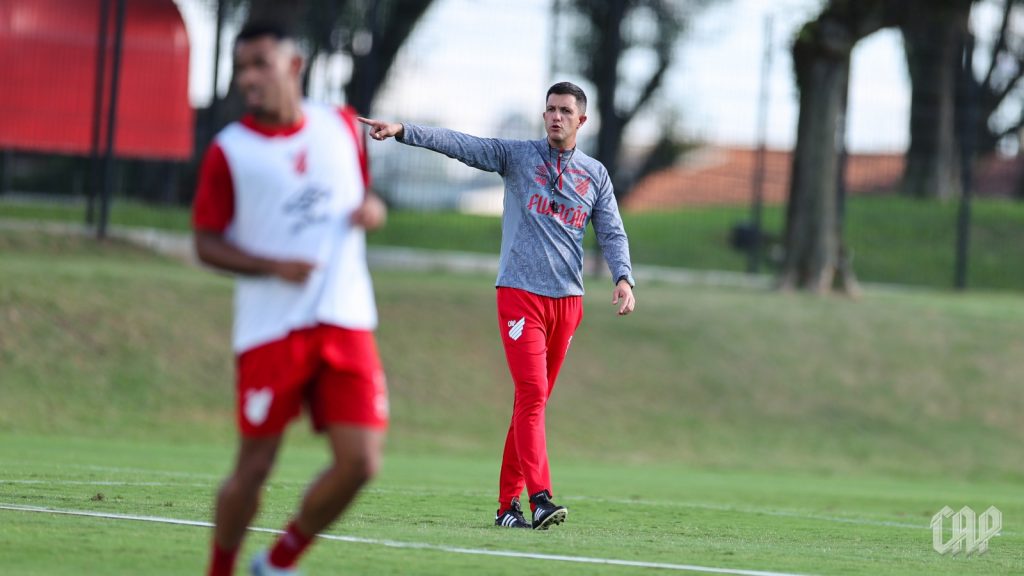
left=781, top=0, right=1001, bottom=292
left=973, top=0, right=1024, bottom=156
left=561, top=0, right=711, bottom=197
left=212, top=0, right=434, bottom=125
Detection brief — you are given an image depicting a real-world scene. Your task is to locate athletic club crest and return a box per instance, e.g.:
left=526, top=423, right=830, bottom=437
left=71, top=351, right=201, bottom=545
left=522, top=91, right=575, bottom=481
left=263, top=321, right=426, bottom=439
left=293, top=148, right=308, bottom=175
left=533, top=164, right=549, bottom=187
left=573, top=177, right=590, bottom=197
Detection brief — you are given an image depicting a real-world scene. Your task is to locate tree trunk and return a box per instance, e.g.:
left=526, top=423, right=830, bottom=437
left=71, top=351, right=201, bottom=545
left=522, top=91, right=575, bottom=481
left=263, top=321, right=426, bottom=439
left=781, top=0, right=904, bottom=293
left=591, top=0, right=627, bottom=192
left=781, top=25, right=851, bottom=293
left=900, top=1, right=970, bottom=200
left=246, top=0, right=306, bottom=28
left=345, top=0, right=436, bottom=114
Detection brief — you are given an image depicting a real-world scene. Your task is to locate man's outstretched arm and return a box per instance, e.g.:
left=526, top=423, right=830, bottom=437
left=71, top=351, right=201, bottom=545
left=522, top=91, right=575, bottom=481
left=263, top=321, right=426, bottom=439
left=357, top=116, right=509, bottom=175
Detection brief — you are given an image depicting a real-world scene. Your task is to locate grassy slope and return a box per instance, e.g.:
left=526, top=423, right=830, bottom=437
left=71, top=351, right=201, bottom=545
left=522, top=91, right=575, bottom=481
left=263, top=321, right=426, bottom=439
left=2, top=228, right=1024, bottom=481
left=0, top=231, right=235, bottom=440
left=4, top=229, right=1024, bottom=575
left=4, top=194, right=1024, bottom=290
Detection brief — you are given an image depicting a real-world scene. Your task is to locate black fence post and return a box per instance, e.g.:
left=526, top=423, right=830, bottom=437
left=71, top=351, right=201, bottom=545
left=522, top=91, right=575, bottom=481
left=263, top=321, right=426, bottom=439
left=954, top=33, right=976, bottom=290
left=549, top=0, right=561, bottom=80
left=86, top=0, right=110, bottom=226
left=0, top=150, right=11, bottom=196
left=205, top=0, right=225, bottom=151
left=364, top=0, right=380, bottom=113
left=836, top=86, right=849, bottom=241
left=747, top=14, right=773, bottom=274
left=97, top=0, right=126, bottom=240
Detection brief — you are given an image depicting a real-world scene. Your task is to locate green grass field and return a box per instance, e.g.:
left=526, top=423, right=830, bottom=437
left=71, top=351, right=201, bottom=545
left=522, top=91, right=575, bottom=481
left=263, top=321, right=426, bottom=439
left=2, top=228, right=1024, bottom=574
left=4, top=434, right=1023, bottom=575
left=4, top=193, right=1024, bottom=291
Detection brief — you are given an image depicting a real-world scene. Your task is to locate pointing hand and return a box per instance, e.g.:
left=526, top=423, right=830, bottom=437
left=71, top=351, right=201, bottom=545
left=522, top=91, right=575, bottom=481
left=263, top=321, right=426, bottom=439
left=357, top=117, right=404, bottom=141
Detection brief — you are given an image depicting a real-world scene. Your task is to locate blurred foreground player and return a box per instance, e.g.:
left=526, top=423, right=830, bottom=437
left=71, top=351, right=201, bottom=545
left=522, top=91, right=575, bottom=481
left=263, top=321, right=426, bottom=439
left=193, top=22, right=388, bottom=576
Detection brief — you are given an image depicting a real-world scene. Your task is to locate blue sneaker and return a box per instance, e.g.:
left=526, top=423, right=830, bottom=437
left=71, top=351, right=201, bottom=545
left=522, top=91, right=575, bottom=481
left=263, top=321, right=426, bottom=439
left=250, top=550, right=299, bottom=576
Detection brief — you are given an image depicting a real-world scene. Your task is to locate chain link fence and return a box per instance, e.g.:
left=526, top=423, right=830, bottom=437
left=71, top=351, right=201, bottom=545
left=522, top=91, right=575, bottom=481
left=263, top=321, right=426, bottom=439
left=1, top=0, right=1021, bottom=290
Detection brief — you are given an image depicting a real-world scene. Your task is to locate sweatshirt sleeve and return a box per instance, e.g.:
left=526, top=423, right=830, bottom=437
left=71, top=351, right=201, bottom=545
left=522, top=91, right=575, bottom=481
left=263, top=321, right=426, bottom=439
left=398, top=123, right=510, bottom=175
left=590, top=169, right=633, bottom=285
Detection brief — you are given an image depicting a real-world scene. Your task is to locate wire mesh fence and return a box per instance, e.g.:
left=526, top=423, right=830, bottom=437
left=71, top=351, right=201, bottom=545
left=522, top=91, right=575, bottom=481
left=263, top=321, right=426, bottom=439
left=0, top=0, right=1022, bottom=291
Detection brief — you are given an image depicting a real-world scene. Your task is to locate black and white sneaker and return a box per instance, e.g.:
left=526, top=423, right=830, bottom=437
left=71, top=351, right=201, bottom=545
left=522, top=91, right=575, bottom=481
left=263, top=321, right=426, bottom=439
left=529, top=490, right=567, bottom=530
left=495, top=497, right=531, bottom=528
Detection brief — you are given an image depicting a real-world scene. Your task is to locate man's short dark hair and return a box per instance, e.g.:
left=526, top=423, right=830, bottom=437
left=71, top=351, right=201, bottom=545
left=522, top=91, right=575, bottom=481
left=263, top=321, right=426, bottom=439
left=235, top=21, right=295, bottom=45
left=546, top=82, right=587, bottom=115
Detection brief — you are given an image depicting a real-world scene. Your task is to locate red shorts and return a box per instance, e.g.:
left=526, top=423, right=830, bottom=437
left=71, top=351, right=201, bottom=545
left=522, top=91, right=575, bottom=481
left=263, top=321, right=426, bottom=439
left=235, top=324, right=388, bottom=437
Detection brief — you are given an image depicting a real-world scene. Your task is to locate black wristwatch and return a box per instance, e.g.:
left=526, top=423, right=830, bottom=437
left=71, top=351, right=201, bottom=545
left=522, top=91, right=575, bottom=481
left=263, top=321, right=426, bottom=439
left=616, top=274, right=636, bottom=288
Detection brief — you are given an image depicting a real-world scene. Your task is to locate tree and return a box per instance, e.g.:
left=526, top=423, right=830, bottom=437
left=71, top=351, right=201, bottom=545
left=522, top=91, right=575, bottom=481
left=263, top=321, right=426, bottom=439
left=561, top=0, right=709, bottom=198
left=214, top=0, right=435, bottom=127
left=900, top=1, right=973, bottom=200
left=782, top=0, right=1024, bottom=291
left=344, top=0, right=436, bottom=114
left=900, top=0, right=1024, bottom=201
left=973, top=0, right=1024, bottom=157
left=782, top=1, right=905, bottom=293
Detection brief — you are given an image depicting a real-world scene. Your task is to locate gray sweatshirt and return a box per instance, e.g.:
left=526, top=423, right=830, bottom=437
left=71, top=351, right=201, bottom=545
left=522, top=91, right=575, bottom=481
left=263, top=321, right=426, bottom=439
left=399, top=124, right=633, bottom=298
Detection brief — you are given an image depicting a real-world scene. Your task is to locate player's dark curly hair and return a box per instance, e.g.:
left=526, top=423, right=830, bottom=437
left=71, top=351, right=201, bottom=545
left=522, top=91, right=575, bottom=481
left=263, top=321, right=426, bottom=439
left=235, top=21, right=295, bottom=44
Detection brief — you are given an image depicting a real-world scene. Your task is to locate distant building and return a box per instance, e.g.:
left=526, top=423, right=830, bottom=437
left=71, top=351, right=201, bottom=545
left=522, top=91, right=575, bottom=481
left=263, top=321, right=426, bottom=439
left=0, top=0, right=193, bottom=160
left=625, top=146, right=1024, bottom=211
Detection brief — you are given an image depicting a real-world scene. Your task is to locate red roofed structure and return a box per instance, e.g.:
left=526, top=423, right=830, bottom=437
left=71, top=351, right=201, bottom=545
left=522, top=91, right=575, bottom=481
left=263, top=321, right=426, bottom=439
left=0, top=0, right=193, bottom=160
left=625, top=146, right=1024, bottom=211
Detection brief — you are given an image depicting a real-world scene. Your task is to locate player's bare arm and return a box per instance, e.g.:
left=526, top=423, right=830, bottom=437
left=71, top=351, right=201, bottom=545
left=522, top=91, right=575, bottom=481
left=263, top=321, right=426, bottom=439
left=351, top=192, right=388, bottom=231
left=357, top=116, right=404, bottom=141
left=194, top=230, right=315, bottom=283
left=612, top=280, right=636, bottom=316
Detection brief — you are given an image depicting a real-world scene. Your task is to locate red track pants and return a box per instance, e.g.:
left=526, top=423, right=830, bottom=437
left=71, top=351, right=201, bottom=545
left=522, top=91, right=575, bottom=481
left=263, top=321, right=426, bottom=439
left=496, top=287, right=583, bottom=508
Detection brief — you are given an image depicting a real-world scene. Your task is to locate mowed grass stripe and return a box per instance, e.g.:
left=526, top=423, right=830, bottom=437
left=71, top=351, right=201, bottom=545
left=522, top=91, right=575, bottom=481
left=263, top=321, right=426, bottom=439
left=0, top=503, right=815, bottom=576
left=5, top=194, right=1024, bottom=290
left=3, top=436, right=1023, bottom=574
left=0, top=479, right=948, bottom=532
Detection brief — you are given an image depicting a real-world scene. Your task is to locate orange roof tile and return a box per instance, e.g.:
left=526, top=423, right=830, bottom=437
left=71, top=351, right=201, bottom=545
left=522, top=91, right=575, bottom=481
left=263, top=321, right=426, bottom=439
left=623, top=146, right=1024, bottom=211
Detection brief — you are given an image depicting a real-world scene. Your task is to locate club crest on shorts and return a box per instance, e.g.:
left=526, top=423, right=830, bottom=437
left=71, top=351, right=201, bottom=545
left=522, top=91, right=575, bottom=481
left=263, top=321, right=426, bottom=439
left=507, top=317, right=525, bottom=341
left=244, top=387, right=273, bottom=426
